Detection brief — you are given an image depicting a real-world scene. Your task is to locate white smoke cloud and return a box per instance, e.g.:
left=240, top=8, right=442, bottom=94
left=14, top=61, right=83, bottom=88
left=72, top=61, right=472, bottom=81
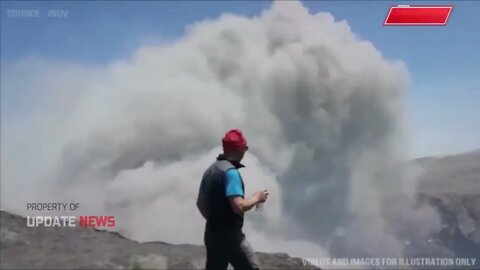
left=1, top=1, right=441, bottom=260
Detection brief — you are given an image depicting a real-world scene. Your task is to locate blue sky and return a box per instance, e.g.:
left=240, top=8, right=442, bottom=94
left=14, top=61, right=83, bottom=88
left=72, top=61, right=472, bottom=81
left=1, top=0, right=479, bottom=157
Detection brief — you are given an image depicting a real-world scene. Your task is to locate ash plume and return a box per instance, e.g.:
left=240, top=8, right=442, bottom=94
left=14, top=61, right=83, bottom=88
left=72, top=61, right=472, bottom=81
left=1, top=1, right=441, bottom=259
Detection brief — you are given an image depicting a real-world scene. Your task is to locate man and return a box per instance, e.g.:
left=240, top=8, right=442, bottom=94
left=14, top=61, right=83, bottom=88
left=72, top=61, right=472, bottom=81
left=196, top=129, right=269, bottom=270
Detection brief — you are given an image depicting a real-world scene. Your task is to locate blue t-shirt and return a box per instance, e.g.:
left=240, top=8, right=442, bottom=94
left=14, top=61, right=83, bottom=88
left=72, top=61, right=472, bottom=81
left=225, top=169, right=244, bottom=198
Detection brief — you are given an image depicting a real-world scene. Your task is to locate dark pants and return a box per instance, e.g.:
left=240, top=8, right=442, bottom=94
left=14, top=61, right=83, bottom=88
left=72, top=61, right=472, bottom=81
left=204, top=230, right=260, bottom=270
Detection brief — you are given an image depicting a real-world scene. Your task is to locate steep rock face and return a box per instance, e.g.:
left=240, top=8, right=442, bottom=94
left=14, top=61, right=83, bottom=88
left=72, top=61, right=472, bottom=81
left=0, top=211, right=319, bottom=269
left=412, top=193, right=480, bottom=258
left=327, top=150, right=480, bottom=259
left=409, top=150, right=480, bottom=258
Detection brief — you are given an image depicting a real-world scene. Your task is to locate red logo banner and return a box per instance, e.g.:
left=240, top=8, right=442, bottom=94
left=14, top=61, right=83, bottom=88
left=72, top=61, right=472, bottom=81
left=384, top=5, right=453, bottom=26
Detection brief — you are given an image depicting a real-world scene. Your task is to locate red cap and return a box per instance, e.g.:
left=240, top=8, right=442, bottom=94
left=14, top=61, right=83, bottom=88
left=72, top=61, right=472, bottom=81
left=222, top=129, right=248, bottom=152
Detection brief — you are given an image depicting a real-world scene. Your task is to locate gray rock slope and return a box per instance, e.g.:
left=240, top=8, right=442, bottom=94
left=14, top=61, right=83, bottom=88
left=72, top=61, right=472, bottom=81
left=412, top=150, right=480, bottom=258
left=0, top=211, right=318, bottom=269
left=416, top=149, right=480, bottom=195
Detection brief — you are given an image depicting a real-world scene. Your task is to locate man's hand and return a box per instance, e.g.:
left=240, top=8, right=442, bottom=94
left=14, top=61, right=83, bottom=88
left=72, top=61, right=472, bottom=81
left=229, top=189, right=269, bottom=215
left=253, top=190, right=269, bottom=203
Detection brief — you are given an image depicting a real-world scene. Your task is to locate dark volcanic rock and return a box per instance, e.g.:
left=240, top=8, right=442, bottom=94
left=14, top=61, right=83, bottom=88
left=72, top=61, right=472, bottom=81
left=0, top=211, right=319, bottom=269
left=328, top=150, right=480, bottom=261
left=414, top=193, right=480, bottom=258
left=408, top=150, right=480, bottom=259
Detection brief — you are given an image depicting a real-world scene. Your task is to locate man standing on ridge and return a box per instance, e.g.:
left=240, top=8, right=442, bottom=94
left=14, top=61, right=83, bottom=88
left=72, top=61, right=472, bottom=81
left=196, top=129, right=269, bottom=270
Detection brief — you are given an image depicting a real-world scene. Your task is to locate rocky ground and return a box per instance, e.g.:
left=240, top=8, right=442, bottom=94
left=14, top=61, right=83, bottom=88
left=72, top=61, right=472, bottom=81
left=0, top=211, right=318, bottom=269
left=410, top=150, right=480, bottom=258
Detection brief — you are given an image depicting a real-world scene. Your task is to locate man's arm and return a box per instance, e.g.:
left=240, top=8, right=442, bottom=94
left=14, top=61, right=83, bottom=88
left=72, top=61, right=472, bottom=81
left=225, top=169, right=268, bottom=215
left=228, top=194, right=262, bottom=215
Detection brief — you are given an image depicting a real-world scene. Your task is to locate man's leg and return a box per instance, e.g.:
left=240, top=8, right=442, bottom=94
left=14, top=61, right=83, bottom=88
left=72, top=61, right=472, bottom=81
left=205, top=232, right=229, bottom=270
left=228, top=234, right=260, bottom=270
